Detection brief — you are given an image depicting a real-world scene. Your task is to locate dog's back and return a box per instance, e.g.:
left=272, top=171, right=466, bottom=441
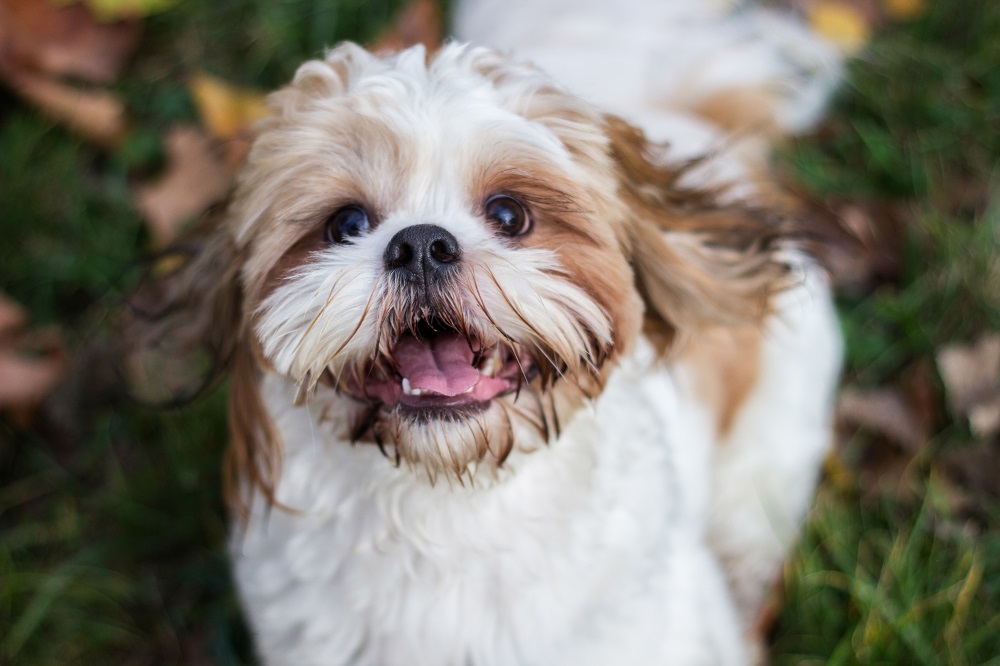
left=455, top=0, right=840, bottom=148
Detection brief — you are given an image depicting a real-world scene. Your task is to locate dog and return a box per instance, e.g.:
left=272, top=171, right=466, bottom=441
left=136, top=0, right=843, bottom=662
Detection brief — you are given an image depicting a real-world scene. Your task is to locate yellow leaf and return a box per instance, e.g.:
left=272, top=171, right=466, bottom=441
left=809, top=2, right=870, bottom=54
left=189, top=73, right=270, bottom=140
left=63, top=0, right=180, bottom=21
left=134, top=126, right=236, bottom=246
left=883, top=0, right=927, bottom=21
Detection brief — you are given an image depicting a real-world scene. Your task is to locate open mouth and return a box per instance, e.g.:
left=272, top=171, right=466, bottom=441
left=342, top=320, right=536, bottom=411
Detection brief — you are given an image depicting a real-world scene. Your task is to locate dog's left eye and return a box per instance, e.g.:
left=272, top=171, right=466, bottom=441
left=484, top=195, right=531, bottom=237
left=325, top=205, right=371, bottom=244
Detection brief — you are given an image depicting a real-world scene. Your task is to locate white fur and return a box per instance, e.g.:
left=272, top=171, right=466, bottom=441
left=230, top=1, right=843, bottom=663
left=455, top=0, right=840, bottom=141
left=456, top=0, right=840, bottom=197
left=235, top=273, right=839, bottom=665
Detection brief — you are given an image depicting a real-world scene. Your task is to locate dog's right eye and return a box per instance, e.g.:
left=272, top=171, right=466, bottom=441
left=325, top=206, right=371, bottom=244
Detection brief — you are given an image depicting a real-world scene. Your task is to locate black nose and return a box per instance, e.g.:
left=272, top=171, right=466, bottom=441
left=383, top=224, right=461, bottom=284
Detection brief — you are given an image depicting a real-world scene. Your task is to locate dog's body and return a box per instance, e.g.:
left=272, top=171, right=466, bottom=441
left=211, top=0, right=844, bottom=663
left=236, top=284, right=839, bottom=665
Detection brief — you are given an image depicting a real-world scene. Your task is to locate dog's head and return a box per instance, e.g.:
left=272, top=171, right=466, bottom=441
left=132, top=43, right=793, bottom=513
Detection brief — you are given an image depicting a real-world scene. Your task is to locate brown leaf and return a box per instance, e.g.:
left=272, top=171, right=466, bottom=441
left=369, top=0, right=444, bottom=54
left=936, top=444, right=1000, bottom=508
left=0, top=292, right=27, bottom=335
left=0, top=0, right=141, bottom=84
left=3, top=64, right=128, bottom=147
left=837, top=386, right=928, bottom=451
left=937, top=334, right=1000, bottom=439
left=836, top=385, right=929, bottom=501
left=133, top=126, right=235, bottom=246
left=0, top=337, right=66, bottom=407
left=0, top=293, right=67, bottom=423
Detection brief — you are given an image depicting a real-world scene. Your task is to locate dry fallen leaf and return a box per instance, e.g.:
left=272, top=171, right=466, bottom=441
left=133, top=126, right=234, bottom=246
left=189, top=73, right=270, bottom=140
left=937, top=334, right=1000, bottom=439
left=809, top=1, right=871, bottom=53
left=0, top=292, right=27, bottom=333
left=836, top=384, right=930, bottom=501
left=936, top=444, right=1000, bottom=510
left=0, top=0, right=136, bottom=146
left=0, top=292, right=67, bottom=422
left=3, top=64, right=128, bottom=147
left=0, top=0, right=141, bottom=84
left=837, top=386, right=928, bottom=451
left=883, top=0, right=926, bottom=21
left=369, top=0, right=444, bottom=54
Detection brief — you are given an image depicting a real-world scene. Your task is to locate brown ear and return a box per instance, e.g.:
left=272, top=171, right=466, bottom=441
left=121, top=207, right=243, bottom=406
left=120, top=207, right=281, bottom=518
left=606, top=116, right=795, bottom=347
left=224, top=340, right=283, bottom=520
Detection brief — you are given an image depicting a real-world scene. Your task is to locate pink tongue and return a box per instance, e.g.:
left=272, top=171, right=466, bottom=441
left=394, top=333, right=480, bottom=396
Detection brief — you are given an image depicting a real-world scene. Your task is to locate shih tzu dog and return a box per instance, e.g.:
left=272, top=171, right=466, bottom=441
left=135, top=0, right=843, bottom=663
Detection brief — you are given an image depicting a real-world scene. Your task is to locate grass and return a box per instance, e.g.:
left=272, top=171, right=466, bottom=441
left=770, top=1, right=1000, bottom=662
left=1, top=0, right=998, bottom=663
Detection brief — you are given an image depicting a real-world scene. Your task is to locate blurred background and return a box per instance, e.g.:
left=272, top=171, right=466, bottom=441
left=1, top=0, right=998, bottom=663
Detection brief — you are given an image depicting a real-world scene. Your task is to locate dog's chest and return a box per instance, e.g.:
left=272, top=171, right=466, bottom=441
left=232, top=348, right=728, bottom=665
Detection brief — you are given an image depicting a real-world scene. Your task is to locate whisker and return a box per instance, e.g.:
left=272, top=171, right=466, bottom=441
left=464, top=271, right=534, bottom=388
left=481, top=265, right=568, bottom=384
left=312, top=280, right=382, bottom=394
left=498, top=406, right=514, bottom=465
left=290, top=265, right=365, bottom=359
left=549, top=391, right=561, bottom=439
left=504, top=392, right=547, bottom=438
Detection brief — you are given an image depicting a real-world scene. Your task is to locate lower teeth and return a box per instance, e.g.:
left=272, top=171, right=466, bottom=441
left=401, top=377, right=425, bottom=396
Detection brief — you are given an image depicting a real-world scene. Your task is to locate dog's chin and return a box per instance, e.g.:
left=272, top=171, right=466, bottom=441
left=374, top=398, right=523, bottom=479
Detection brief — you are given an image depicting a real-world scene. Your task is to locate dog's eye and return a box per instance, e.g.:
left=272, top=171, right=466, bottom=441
left=325, top=206, right=371, bottom=244
left=484, top=195, right=531, bottom=237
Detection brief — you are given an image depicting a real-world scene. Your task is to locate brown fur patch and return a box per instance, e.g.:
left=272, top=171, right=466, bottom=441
left=474, top=164, right=643, bottom=365
left=121, top=206, right=243, bottom=405
left=224, top=342, right=284, bottom=518
left=691, top=87, right=781, bottom=138
left=676, top=325, right=763, bottom=438
left=257, top=224, right=328, bottom=304
left=605, top=115, right=795, bottom=352
left=121, top=205, right=284, bottom=517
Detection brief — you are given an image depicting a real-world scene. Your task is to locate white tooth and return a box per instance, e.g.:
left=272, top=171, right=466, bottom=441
left=402, top=377, right=412, bottom=395
left=480, top=353, right=502, bottom=377
left=463, top=385, right=474, bottom=394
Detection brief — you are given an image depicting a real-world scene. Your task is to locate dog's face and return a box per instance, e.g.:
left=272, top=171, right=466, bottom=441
left=135, top=43, right=791, bottom=510
left=233, top=43, right=645, bottom=479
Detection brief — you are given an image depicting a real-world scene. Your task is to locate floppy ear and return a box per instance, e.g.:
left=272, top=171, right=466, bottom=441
left=605, top=116, right=795, bottom=347
left=121, top=207, right=243, bottom=406
left=120, top=208, right=281, bottom=519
